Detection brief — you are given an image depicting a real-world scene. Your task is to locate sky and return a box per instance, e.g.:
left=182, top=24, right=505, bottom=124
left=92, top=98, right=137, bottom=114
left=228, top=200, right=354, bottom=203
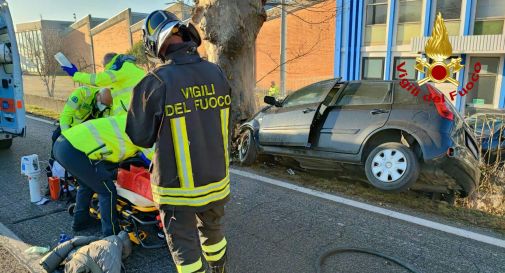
left=9, top=0, right=192, bottom=25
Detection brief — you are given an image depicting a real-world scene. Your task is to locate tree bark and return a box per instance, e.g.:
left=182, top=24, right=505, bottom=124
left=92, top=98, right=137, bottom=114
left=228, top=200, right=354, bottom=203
left=192, top=0, right=267, bottom=132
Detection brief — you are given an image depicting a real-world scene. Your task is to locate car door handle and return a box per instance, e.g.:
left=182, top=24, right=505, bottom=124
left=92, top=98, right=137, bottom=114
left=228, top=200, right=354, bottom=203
left=370, top=109, right=389, bottom=115
left=303, top=108, right=316, bottom=114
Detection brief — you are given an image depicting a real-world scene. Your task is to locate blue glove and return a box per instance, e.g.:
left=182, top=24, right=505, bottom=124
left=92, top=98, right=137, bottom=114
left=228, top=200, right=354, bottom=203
left=58, top=233, right=73, bottom=244
left=61, top=64, right=78, bottom=77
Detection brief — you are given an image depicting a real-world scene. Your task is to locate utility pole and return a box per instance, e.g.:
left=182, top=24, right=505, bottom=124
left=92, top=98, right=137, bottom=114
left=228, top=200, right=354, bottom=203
left=280, top=0, right=287, bottom=97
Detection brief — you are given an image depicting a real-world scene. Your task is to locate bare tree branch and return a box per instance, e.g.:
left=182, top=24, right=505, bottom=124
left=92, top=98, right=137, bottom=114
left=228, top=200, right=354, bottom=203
left=22, top=30, right=63, bottom=97
left=256, top=34, right=321, bottom=84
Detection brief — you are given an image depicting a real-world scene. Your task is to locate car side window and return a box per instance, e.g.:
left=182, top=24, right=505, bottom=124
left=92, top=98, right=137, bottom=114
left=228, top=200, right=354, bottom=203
left=393, top=81, right=419, bottom=104
left=282, top=82, right=331, bottom=108
left=335, top=82, right=391, bottom=106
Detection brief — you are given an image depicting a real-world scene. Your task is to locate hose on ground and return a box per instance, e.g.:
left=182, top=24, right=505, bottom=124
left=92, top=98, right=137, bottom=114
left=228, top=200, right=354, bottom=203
left=315, top=247, right=422, bottom=273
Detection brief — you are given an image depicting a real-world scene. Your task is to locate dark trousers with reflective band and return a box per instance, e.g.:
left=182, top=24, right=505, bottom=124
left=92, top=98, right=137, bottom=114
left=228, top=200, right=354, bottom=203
left=160, top=205, right=227, bottom=273
left=50, top=126, right=62, bottom=159
left=53, top=136, right=120, bottom=236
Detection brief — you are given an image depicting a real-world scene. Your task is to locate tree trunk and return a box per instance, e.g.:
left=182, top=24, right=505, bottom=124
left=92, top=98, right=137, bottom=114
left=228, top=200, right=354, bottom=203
left=192, top=0, right=267, bottom=132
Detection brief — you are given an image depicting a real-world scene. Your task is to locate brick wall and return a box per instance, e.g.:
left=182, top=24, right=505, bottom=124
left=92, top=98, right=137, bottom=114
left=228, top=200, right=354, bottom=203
left=256, top=0, right=336, bottom=92
left=59, top=2, right=336, bottom=92
left=89, top=10, right=135, bottom=72
left=63, top=16, right=94, bottom=72
left=131, top=29, right=143, bottom=44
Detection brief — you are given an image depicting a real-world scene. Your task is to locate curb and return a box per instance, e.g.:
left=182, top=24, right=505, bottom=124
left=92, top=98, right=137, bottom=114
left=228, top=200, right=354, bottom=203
left=0, top=223, right=45, bottom=273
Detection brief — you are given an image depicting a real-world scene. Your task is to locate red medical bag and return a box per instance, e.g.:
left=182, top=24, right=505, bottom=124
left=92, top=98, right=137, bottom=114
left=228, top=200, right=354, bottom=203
left=117, top=166, right=153, bottom=201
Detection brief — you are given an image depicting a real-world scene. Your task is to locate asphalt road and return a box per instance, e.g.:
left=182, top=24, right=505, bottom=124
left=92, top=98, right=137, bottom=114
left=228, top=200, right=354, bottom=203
left=0, top=117, right=504, bottom=273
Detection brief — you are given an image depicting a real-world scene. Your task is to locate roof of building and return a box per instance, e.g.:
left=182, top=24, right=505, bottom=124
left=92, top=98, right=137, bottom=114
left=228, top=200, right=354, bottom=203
left=131, top=12, right=148, bottom=25
left=16, top=19, right=73, bottom=32
left=130, top=4, right=193, bottom=33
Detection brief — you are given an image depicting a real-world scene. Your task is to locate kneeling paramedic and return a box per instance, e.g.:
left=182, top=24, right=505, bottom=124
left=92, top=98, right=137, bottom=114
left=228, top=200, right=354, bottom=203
left=53, top=115, right=153, bottom=236
left=126, top=11, right=231, bottom=273
left=62, top=53, right=146, bottom=116
left=51, top=87, right=112, bottom=150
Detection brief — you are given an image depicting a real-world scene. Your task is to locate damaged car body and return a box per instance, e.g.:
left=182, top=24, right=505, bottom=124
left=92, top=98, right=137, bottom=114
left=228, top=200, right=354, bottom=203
left=238, top=78, right=481, bottom=197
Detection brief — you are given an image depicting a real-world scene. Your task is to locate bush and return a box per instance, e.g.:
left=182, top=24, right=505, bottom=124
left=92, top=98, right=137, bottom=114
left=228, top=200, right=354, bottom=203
left=127, top=41, right=156, bottom=71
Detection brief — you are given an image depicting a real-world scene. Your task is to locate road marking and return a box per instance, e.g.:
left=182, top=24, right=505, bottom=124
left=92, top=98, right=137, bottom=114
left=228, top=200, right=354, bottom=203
left=231, top=169, right=505, bottom=249
left=25, top=116, right=505, bottom=249
left=26, top=114, right=55, bottom=125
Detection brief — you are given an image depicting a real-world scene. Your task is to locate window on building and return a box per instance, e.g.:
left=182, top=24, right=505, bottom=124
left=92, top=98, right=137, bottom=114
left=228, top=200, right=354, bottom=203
left=467, top=57, right=499, bottom=107
left=474, top=0, right=505, bottom=35
left=393, top=57, right=418, bottom=80
left=362, top=57, right=385, bottom=80
left=397, top=0, right=422, bottom=45
left=435, top=0, right=462, bottom=36
left=335, top=82, right=392, bottom=106
left=364, top=0, right=388, bottom=46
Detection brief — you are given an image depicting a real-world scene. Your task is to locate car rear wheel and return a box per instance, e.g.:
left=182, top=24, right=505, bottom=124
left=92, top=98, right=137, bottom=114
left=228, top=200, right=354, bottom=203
left=238, top=129, right=258, bottom=166
left=364, top=142, right=420, bottom=192
left=0, top=139, right=12, bottom=150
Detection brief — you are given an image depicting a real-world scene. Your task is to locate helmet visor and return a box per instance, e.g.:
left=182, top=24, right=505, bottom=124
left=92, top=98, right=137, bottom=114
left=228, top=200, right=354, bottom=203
left=146, top=10, right=169, bottom=36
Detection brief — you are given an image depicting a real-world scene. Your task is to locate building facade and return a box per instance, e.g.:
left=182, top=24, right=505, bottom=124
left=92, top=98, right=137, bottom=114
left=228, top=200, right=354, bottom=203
left=256, top=0, right=505, bottom=113
left=16, top=20, right=72, bottom=73
left=15, top=3, right=192, bottom=73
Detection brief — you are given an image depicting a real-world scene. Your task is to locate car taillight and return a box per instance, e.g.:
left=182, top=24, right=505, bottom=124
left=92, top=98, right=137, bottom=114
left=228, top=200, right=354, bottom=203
left=427, top=84, right=454, bottom=121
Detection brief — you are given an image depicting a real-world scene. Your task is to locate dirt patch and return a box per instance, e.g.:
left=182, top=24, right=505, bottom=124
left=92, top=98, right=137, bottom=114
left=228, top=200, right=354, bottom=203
left=25, top=104, right=60, bottom=120
left=0, top=245, right=30, bottom=273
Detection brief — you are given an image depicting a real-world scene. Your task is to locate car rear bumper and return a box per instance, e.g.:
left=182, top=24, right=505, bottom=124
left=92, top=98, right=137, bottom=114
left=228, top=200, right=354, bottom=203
left=427, top=147, right=480, bottom=197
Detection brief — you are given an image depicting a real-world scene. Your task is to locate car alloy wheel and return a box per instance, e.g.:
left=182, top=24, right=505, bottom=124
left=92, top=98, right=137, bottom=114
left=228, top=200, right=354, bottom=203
left=371, top=148, right=407, bottom=182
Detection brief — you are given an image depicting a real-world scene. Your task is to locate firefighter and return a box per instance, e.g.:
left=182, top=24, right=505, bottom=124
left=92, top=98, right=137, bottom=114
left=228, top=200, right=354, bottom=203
left=61, top=53, right=145, bottom=116
left=268, top=81, right=280, bottom=98
left=126, top=11, right=230, bottom=273
left=53, top=115, right=152, bottom=236
left=51, top=87, right=112, bottom=155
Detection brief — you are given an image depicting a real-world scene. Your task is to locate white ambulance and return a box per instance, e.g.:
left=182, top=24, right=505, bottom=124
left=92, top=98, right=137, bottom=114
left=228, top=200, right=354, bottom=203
left=0, top=0, right=25, bottom=150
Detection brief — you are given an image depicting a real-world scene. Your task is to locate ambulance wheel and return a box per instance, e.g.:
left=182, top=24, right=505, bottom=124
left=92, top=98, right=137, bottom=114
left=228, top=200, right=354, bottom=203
left=238, top=129, right=257, bottom=166
left=0, top=139, right=12, bottom=150
left=68, top=203, right=76, bottom=216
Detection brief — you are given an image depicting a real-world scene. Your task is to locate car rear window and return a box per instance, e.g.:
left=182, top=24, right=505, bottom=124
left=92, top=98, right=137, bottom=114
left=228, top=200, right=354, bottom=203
left=335, top=82, right=391, bottom=106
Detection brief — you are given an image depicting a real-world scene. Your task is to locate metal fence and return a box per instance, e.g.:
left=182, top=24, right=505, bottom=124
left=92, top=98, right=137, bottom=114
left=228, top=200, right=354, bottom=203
left=466, top=113, right=505, bottom=165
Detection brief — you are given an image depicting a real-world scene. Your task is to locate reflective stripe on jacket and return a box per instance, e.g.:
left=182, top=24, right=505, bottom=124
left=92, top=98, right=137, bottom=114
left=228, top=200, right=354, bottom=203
left=62, top=115, right=139, bottom=162
left=72, top=58, right=145, bottom=116
left=126, top=42, right=232, bottom=211
left=60, top=86, right=99, bottom=131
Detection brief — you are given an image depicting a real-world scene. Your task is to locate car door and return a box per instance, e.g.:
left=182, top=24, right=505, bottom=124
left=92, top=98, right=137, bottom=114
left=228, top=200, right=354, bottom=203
left=259, top=79, right=339, bottom=147
left=315, top=81, right=393, bottom=154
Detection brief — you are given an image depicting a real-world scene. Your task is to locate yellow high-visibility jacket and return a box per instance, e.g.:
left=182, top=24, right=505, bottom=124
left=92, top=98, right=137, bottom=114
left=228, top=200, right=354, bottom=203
left=60, top=86, right=100, bottom=131
left=62, top=115, right=152, bottom=163
left=268, top=86, right=280, bottom=98
left=72, top=55, right=146, bottom=116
